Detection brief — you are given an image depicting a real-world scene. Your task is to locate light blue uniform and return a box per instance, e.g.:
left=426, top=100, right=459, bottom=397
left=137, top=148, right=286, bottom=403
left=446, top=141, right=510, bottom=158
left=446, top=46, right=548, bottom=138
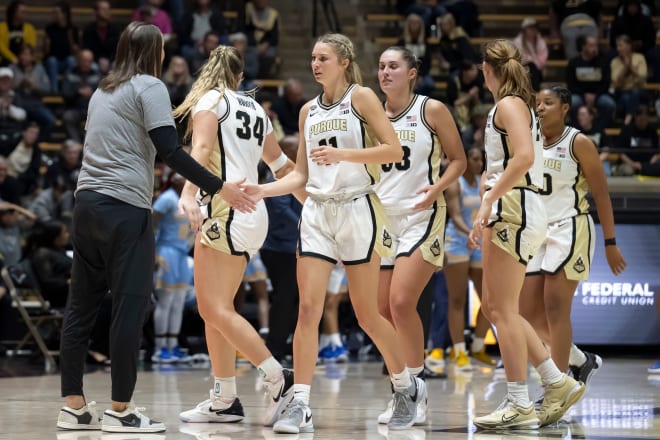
left=445, top=175, right=482, bottom=266
left=154, top=188, right=194, bottom=289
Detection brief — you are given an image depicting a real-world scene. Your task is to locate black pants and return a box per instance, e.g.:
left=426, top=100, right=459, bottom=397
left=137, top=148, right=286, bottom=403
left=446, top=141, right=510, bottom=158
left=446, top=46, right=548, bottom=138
left=417, top=275, right=434, bottom=347
left=60, top=190, right=154, bottom=402
left=260, top=249, right=298, bottom=362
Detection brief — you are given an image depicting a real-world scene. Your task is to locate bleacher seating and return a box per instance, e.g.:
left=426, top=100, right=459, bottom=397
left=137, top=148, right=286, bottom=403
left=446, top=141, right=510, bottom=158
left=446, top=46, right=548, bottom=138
left=364, top=0, right=660, bottom=137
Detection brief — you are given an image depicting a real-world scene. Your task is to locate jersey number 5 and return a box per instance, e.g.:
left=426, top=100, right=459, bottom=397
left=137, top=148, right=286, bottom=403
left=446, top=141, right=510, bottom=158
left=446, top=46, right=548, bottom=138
left=236, top=110, right=265, bottom=146
left=382, top=146, right=411, bottom=172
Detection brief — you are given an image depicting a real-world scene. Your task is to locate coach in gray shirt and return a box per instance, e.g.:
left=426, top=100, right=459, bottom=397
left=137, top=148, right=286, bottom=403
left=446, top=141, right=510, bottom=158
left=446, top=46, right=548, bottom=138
left=56, top=22, right=256, bottom=434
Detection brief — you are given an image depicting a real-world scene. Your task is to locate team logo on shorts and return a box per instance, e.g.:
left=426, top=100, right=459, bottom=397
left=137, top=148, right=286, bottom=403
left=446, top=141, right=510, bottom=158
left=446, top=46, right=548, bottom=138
left=206, top=221, right=221, bottom=241
left=430, top=238, right=442, bottom=257
left=573, top=256, right=585, bottom=273
left=382, top=229, right=392, bottom=248
left=496, top=226, right=509, bottom=243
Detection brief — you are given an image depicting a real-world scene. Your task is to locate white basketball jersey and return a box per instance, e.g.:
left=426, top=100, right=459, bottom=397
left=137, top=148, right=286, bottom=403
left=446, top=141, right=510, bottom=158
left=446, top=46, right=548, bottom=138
left=484, top=100, right=543, bottom=191
left=541, top=126, right=590, bottom=223
left=304, top=84, right=380, bottom=197
left=375, top=95, right=444, bottom=214
left=192, top=88, right=273, bottom=186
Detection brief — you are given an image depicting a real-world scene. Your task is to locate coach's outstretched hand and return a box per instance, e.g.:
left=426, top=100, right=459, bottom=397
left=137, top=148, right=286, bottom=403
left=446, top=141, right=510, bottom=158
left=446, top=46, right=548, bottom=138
left=218, top=178, right=258, bottom=213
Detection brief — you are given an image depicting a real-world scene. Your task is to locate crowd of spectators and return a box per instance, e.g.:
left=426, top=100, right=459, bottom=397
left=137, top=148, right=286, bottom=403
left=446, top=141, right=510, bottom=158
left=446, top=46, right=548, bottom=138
left=387, top=1, right=660, bottom=178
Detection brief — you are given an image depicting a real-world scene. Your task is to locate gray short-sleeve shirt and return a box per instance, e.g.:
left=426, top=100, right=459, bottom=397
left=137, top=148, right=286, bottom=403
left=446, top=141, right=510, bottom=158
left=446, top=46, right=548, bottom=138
left=76, top=74, right=175, bottom=210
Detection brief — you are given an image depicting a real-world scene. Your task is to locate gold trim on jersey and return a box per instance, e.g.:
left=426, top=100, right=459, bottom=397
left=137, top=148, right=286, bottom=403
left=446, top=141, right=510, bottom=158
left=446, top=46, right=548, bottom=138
left=419, top=97, right=435, bottom=136
left=389, top=95, right=420, bottom=122
left=317, top=84, right=357, bottom=110
left=543, top=126, right=572, bottom=150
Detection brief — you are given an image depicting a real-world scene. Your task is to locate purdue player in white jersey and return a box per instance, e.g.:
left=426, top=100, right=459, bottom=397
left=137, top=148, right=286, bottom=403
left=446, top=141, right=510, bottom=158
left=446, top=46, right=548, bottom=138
left=520, top=86, right=626, bottom=389
left=374, top=46, right=466, bottom=425
left=469, top=40, right=584, bottom=430
left=248, top=34, right=425, bottom=433
left=174, top=46, right=298, bottom=427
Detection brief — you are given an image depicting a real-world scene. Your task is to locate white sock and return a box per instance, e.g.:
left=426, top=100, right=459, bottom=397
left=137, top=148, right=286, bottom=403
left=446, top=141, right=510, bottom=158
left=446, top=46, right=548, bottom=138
left=454, top=342, right=466, bottom=354
left=471, top=337, right=485, bottom=353
left=167, top=336, right=178, bottom=349
left=211, top=376, right=236, bottom=409
left=569, top=344, right=587, bottom=367
left=257, top=356, right=283, bottom=382
left=391, top=368, right=412, bottom=391
left=408, top=365, right=424, bottom=377
left=318, top=334, right=330, bottom=350
left=329, top=332, right=342, bottom=347
left=155, top=336, right=166, bottom=349
left=536, top=358, right=564, bottom=386
left=292, top=384, right=311, bottom=405
left=506, top=381, right=531, bottom=407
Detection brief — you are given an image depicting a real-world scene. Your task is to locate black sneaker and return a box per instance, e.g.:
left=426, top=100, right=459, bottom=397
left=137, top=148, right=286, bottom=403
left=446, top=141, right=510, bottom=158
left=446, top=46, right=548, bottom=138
left=569, top=351, right=602, bottom=387
left=102, top=404, right=165, bottom=433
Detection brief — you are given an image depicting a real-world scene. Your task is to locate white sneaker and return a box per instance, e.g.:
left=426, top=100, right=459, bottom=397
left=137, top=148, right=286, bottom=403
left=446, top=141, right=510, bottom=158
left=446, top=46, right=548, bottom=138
left=388, top=377, right=425, bottom=430
left=272, top=399, right=314, bottom=434
left=377, top=380, right=427, bottom=425
left=57, top=401, right=102, bottom=430
left=102, top=404, right=165, bottom=433
left=179, top=391, right=245, bottom=423
left=473, top=398, right=540, bottom=430
left=262, top=368, right=294, bottom=426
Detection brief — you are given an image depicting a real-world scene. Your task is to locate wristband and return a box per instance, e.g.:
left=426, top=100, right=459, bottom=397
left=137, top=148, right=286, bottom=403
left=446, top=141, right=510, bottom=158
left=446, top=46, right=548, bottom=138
left=267, top=152, right=288, bottom=173
left=604, top=237, right=617, bottom=246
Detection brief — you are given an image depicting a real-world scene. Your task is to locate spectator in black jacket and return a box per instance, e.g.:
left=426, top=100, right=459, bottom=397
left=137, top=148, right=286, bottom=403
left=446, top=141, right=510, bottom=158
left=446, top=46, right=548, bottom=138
left=446, top=59, right=485, bottom=129
left=43, top=1, right=79, bottom=93
left=81, top=0, right=120, bottom=75
left=25, top=219, right=72, bottom=308
left=6, top=121, right=41, bottom=196
left=271, top=79, right=305, bottom=136
left=437, top=12, right=477, bottom=74
left=61, top=50, right=100, bottom=142
left=0, top=156, right=20, bottom=204
left=43, top=139, right=81, bottom=190
left=615, top=106, right=660, bottom=175
left=566, top=35, right=616, bottom=130
left=178, top=0, right=228, bottom=64
left=610, top=0, right=656, bottom=55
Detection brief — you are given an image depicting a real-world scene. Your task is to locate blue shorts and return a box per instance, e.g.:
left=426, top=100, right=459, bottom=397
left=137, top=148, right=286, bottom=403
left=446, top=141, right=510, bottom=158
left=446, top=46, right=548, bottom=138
left=155, top=246, right=193, bottom=289
left=444, top=230, right=482, bottom=267
left=244, top=252, right=267, bottom=282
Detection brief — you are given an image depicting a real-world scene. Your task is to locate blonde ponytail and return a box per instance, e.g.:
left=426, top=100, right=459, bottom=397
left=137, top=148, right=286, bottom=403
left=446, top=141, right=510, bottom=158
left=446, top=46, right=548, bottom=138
left=173, top=45, right=243, bottom=139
